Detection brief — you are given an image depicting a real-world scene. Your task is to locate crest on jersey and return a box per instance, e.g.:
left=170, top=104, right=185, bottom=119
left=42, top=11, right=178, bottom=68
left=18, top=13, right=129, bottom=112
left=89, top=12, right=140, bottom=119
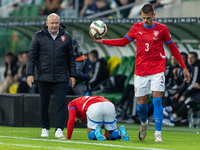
left=61, top=36, right=65, bottom=42
left=153, top=30, right=159, bottom=37
left=153, top=30, right=159, bottom=40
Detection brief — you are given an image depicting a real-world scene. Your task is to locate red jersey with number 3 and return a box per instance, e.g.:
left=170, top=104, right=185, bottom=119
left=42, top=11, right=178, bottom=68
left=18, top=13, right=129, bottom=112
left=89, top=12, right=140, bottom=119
left=126, top=22, right=172, bottom=76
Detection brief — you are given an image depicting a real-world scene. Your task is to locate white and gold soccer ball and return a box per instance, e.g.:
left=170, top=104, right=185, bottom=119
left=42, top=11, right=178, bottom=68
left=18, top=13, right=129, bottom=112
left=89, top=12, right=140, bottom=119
left=89, top=20, right=107, bottom=38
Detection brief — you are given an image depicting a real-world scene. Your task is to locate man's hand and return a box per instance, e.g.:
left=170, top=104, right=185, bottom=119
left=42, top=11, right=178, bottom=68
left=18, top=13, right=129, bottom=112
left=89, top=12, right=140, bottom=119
left=69, top=77, right=76, bottom=88
left=14, top=74, right=18, bottom=82
left=75, top=118, right=82, bottom=123
left=178, top=96, right=185, bottom=102
left=183, top=68, right=190, bottom=83
left=193, top=82, right=200, bottom=89
left=89, top=32, right=103, bottom=43
left=27, top=76, right=34, bottom=88
left=171, top=93, right=179, bottom=100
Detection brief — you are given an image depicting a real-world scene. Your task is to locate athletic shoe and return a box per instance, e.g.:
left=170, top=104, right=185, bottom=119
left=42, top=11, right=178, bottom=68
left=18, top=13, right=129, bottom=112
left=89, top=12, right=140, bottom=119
left=41, top=128, right=49, bottom=137
left=155, top=134, right=162, bottom=142
left=116, top=105, right=123, bottom=113
left=138, top=120, right=148, bottom=141
left=162, top=118, right=175, bottom=126
left=119, top=125, right=129, bottom=141
left=95, top=126, right=105, bottom=141
left=55, top=128, right=64, bottom=138
left=163, top=107, right=170, bottom=117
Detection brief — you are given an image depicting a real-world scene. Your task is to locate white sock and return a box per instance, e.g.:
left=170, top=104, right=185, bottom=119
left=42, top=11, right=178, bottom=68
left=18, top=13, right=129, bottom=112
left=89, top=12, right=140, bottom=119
left=155, top=130, right=161, bottom=135
left=166, top=106, right=172, bottom=112
left=170, top=114, right=177, bottom=121
left=141, top=120, right=148, bottom=126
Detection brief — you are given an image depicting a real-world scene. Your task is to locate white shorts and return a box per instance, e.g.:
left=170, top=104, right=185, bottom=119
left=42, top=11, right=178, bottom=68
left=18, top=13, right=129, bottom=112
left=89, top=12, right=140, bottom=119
left=134, top=72, right=165, bottom=97
left=86, top=102, right=117, bottom=131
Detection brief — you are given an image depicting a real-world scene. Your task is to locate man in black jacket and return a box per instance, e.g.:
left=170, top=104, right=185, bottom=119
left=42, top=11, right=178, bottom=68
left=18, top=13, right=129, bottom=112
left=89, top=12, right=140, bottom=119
left=26, top=13, right=76, bottom=138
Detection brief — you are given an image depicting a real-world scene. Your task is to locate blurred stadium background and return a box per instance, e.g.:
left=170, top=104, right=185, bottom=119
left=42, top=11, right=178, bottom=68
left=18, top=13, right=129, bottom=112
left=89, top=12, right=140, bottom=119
left=0, top=0, right=200, bottom=127
left=0, top=0, right=200, bottom=81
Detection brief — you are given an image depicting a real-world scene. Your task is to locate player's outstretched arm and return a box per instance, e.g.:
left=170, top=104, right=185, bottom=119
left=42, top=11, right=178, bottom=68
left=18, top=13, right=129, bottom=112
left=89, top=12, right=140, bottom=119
left=167, top=41, right=190, bottom=83
left=66, top=108, right=77, bottom=139
left=89, top=32, right=131, bottom=46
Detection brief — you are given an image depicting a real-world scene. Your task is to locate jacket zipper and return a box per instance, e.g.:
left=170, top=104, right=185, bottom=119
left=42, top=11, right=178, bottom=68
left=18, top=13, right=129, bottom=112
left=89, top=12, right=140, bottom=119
left=53, top=39, right=55, bottom=82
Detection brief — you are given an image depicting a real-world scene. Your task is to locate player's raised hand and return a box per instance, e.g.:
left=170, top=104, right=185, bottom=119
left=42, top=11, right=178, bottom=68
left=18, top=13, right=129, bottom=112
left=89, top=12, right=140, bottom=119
left=89, top=32, right=103, bottom=44
left=183, top=68, right=190, bottom=83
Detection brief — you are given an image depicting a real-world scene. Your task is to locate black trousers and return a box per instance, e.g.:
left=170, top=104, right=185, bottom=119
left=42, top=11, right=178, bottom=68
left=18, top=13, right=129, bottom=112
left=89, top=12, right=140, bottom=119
left=38, top=81, right=68, bottom=130
left=17, top=81, right=30, bottom=93
left=172, top=98, right=197, bottom=119
left=119, top=84, right=134, bottom=106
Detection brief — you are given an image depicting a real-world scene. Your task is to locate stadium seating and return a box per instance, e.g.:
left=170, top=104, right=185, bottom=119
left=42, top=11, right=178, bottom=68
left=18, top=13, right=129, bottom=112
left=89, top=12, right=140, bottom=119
left=29, top=4, right=40, bottom=16
left=95, top=56, right=135, bottom=103
left=107, top=56, right=121, bottom=76
left=104, top=56, right=110, bottom=62
left=116, top=56, right=128, bottom=75
left=10, top=4, right=40, bottom=17
left=124, top=56, right=135, bottom=87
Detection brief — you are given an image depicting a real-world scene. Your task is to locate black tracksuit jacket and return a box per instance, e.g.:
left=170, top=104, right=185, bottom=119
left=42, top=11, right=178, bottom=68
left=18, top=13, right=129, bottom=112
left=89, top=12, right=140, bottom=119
left=26, top=23, right=76, bottom=82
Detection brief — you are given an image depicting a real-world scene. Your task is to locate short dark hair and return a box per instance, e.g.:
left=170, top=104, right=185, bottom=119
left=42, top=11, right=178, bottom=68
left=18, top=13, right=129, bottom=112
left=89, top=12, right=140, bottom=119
left=5, top=52, right=14, bottom=57
left=18, top=51, right=24, bottom=56
left=72, top=39, right=79, bottom=52
left=189, top=52, right=198, bottom=59
left=96, top=0, right=107, bottom=2
left=180, top=52, right=188, bottom=58
left=90, top=50, right=98, bottom=59
left=141, top=4, right=154, bottom=14
left=23, top=51, right=28, bottom=54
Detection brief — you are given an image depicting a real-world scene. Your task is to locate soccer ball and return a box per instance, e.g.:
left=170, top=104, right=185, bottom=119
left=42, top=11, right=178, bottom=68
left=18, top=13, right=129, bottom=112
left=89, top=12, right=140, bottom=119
left=89, top=20, right=107, bottom=38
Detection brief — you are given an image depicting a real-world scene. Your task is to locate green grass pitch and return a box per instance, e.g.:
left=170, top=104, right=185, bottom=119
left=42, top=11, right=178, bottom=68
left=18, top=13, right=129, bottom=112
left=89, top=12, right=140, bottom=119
left=0, top=123, right=199, bottom=150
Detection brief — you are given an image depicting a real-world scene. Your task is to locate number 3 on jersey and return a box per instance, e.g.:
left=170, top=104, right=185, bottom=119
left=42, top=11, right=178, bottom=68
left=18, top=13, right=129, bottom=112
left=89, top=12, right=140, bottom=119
left=145, top=43, right=149, bottom=51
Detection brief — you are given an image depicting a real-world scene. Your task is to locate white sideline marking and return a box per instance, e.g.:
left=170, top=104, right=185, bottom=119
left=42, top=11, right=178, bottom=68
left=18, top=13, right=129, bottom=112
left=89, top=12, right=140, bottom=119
left=0, top=142, right=82, bottom=150
left=0, top=136, right=171, bottom=150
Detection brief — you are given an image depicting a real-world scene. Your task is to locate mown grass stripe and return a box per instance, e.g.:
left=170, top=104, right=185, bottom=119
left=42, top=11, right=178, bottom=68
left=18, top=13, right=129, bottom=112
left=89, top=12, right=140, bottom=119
left=0, top=142, right=82, bottom=150
left=0, top=136, right=171, bottom=150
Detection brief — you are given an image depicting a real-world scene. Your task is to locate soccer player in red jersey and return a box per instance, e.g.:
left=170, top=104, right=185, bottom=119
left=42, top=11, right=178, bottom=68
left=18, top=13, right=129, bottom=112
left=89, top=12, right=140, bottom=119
left=66, top=95, right=129, bottom=141
left=90, top=4, right=190, bottom=142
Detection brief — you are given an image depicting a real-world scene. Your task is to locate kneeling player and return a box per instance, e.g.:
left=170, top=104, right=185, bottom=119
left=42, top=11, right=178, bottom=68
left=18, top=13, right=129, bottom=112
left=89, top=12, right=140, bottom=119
left=66, top=95, right=129, bottom=141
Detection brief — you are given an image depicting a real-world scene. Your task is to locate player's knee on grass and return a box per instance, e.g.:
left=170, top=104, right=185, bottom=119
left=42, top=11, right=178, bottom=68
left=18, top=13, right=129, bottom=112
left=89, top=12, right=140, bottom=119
left=108, top=130, right=120, bottom=140
left=88, top=130, right=96, bottom=140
